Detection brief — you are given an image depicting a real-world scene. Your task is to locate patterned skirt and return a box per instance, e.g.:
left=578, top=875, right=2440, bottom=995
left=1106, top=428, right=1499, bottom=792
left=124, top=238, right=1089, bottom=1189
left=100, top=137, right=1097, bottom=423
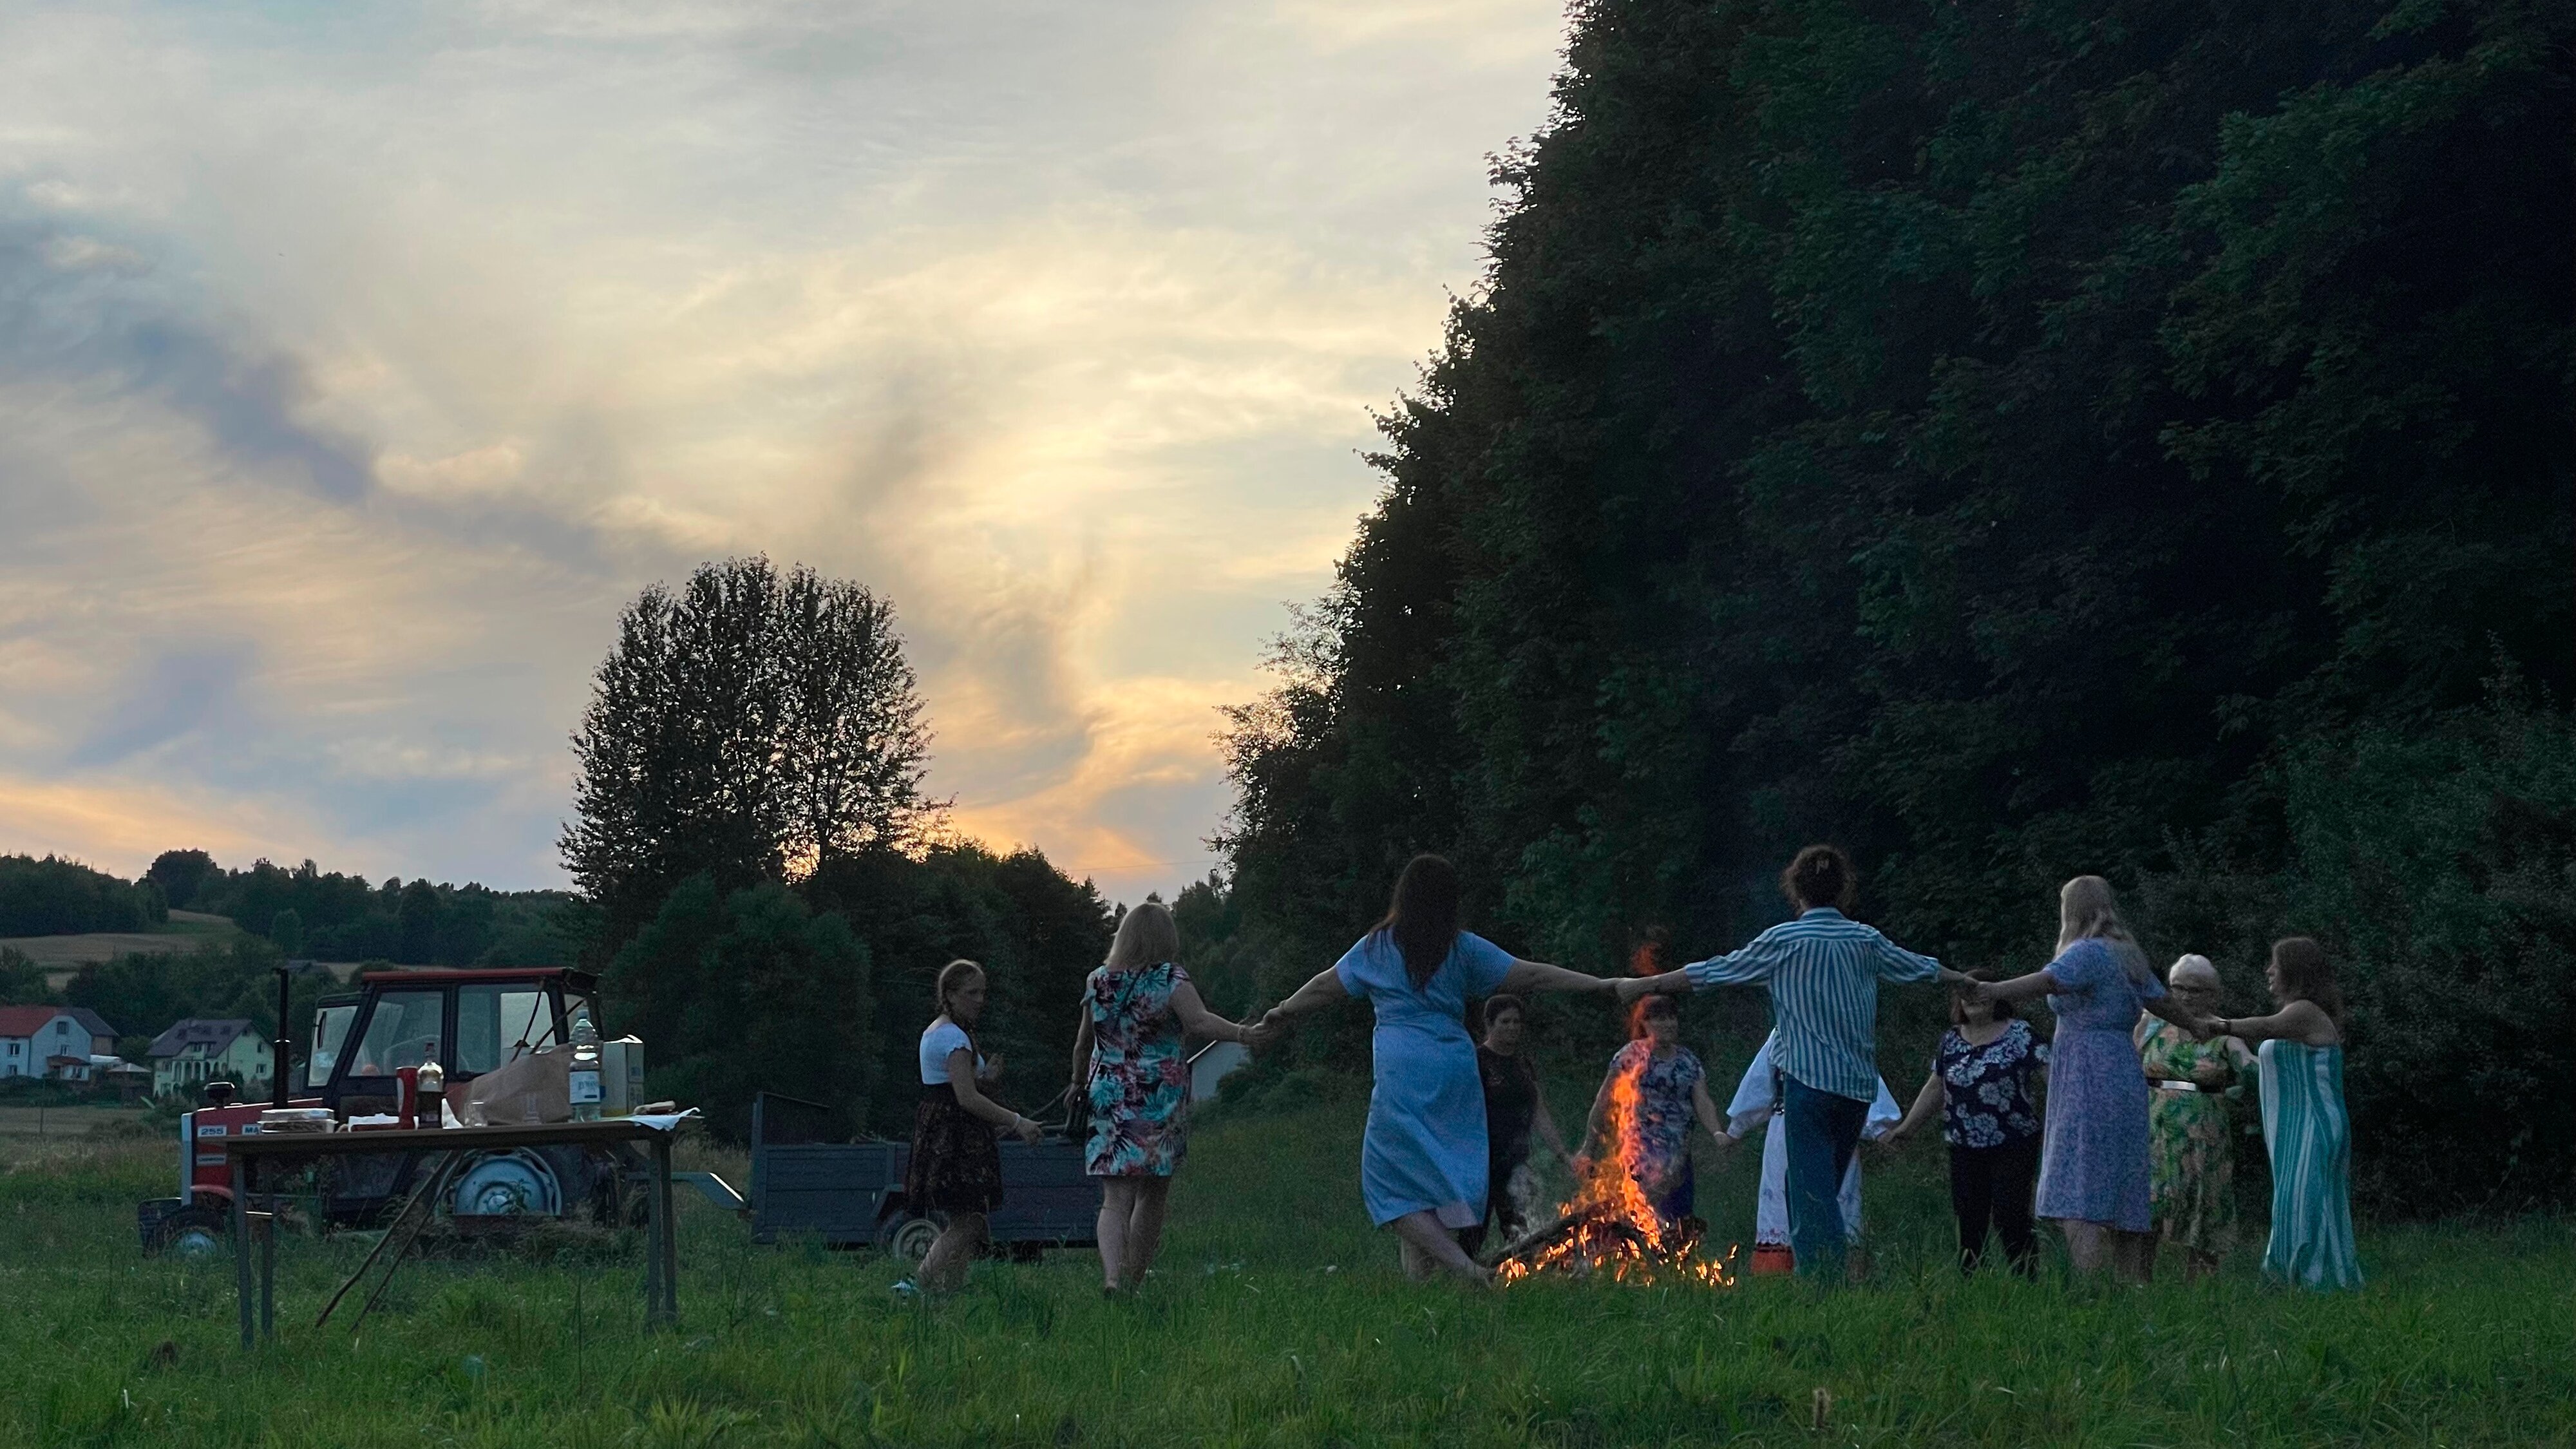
left=905, top=1084, right=1003, bottom=1215
left=2148, top=1088, right=2235, bottom=1255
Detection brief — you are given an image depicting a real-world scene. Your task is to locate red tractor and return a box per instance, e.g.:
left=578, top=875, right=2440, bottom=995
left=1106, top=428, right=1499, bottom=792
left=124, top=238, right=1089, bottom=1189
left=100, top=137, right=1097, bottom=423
left=137, top=967, right=654, bottom=1256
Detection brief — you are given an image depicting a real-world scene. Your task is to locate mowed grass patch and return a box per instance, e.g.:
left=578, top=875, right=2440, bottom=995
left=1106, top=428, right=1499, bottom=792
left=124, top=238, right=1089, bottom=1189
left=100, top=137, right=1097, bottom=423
left=0, top=1096, right=2567, bottom=1448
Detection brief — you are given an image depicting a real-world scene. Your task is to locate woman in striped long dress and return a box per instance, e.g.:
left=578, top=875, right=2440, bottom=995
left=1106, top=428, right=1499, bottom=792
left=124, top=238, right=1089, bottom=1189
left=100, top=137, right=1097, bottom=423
left=2199, top=937, right=2362, bottom=1291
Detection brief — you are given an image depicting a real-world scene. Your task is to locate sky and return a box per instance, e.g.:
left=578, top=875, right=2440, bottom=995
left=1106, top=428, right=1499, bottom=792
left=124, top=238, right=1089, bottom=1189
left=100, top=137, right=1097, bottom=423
left=0, top=0, right=1570, bottom=907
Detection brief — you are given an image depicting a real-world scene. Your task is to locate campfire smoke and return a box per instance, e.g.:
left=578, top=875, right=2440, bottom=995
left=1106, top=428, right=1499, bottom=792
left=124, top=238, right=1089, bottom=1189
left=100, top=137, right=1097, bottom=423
left=1488, top=1021, right=1735, bottom=1288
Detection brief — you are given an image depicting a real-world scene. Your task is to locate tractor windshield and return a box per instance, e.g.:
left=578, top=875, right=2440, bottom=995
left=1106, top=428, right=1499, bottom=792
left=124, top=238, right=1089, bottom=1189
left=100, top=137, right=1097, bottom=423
left=308, top=1003, right=357, bottom=1088
left=348, top=989, right=445, bottom=1077
left=457, top=983, right=553, bottom=1074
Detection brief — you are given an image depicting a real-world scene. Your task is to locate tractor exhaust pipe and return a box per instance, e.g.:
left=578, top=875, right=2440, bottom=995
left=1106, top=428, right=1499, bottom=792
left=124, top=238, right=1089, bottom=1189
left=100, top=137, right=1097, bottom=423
left=273, top=963, right=292, bottom=1109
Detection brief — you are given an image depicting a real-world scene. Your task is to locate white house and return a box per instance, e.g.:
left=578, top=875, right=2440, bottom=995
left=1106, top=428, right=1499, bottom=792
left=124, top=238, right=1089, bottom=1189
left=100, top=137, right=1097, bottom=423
left=0, top=1006, right=117, bottom=1081
left=147, top=1019, right=270, bottom=1099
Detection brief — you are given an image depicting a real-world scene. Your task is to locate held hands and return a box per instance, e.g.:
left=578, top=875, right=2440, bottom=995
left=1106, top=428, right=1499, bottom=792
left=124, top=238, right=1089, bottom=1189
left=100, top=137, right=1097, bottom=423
left=1613, top=976, right=1660, bottom=1006
left=1011, top=1113, right=1043, bottom=1145
left=1240, top=1014, right=1283, bottom=1052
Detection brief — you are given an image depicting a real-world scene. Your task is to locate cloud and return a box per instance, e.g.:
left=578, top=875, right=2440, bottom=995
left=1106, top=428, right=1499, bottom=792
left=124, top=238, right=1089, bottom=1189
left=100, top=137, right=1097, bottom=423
left=0, top=0, right=1569, bottom=904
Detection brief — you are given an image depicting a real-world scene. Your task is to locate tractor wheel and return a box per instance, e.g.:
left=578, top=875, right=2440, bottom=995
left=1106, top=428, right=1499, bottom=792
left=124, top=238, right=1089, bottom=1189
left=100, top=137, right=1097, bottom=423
left=149, top=1207, right=231, bottom=1261
left=877, top=1213, right=940, bottom=1264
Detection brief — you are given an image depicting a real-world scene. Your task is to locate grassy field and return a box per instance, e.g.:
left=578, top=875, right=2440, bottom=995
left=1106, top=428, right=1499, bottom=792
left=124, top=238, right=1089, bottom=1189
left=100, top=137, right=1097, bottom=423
left=0, top=1104, right=145, bottom=1139
left=1, top=1090, right=2568, bottom=1449
left=6, top=909, right=249, bottom=986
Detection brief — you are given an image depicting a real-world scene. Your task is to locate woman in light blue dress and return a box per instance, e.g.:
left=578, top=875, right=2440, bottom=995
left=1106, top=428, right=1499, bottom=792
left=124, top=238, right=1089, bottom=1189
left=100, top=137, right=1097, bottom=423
left=1262, top=854, right=1620, bottom=1280
left=1975, top=876, right=2205, bottom=1280
left=2201, top=936, right=2362, bottom=1291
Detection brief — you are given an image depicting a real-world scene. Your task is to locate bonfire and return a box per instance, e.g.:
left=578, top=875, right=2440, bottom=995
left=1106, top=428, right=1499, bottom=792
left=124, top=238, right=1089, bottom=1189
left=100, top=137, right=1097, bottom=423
left=1487, top=1041, right=1736, bottom=1287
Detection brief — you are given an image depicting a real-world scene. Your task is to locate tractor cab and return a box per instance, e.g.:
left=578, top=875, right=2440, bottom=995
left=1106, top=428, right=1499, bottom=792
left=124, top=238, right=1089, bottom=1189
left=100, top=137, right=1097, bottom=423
left=308, top=968, right=600, bottom=1113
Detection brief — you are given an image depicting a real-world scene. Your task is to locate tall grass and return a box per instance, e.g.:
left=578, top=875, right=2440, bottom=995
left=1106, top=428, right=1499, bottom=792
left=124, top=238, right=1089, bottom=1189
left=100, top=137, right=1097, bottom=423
left=1, top=1094, right=2566, bottom=1448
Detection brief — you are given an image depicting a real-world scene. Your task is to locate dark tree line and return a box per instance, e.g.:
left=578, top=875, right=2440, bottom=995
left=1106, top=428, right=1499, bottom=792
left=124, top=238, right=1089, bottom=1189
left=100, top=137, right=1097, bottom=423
left=0, top=855, right=167, bottom=936
left=1215, top=0, right=2573, bottom=1212
left=567, top=559, right=1113, bottom=1140
left=144, top=850, right=589, bottom=967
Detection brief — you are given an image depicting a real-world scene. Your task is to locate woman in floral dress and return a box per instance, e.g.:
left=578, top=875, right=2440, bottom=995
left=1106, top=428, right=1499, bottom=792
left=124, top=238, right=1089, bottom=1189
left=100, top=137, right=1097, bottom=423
left=2135, top=954, right=2255, bottom=1277
left=1976, top=876, right=2206, bottom=1280
left=1576, top=993, right=1732, bottom=1226
left=1070, top=902, right=1264, bottom=1294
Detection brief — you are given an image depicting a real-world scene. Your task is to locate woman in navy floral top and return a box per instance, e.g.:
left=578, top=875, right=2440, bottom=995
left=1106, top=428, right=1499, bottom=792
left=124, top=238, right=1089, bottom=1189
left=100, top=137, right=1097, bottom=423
left=1888, top=969, right=2049, bottom=1274
left=1575, top=993, right=1732, bottom=1226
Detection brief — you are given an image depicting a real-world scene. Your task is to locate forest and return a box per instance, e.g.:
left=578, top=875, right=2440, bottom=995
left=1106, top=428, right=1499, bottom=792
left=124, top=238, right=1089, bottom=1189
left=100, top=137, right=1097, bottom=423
left=1211, top=0, right=2573, bottom=1215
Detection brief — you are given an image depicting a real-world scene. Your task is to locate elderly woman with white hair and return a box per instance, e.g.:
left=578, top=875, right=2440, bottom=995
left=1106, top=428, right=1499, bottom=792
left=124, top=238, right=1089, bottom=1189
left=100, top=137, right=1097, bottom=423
left=2135, top=953, right=2256, bottom=1277
left=1974, top=876, right=2206, bottom=1280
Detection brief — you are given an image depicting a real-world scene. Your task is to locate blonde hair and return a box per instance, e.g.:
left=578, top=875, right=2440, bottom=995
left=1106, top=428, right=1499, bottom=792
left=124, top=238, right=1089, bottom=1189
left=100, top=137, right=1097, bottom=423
left=1104, top=902, right=1180, bottom=973
left=2057, top=876, right=2155, bottom=987
left=934, top=958, right=985, bottom=1021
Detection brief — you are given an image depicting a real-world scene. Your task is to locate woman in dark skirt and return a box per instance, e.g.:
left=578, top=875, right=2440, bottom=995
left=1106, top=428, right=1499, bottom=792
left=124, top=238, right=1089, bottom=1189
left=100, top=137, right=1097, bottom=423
left=904, top=958, right=1042, bottom=1295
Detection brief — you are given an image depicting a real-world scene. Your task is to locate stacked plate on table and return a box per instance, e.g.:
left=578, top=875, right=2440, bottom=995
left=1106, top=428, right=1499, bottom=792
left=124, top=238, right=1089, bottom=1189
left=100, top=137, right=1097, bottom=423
left=256, top=1108, right=337, bottom=1133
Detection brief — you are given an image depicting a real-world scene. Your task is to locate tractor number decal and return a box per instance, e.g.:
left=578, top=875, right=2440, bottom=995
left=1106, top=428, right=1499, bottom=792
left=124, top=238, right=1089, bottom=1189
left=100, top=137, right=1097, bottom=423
left=195, top=1124, right=228, bottom=1136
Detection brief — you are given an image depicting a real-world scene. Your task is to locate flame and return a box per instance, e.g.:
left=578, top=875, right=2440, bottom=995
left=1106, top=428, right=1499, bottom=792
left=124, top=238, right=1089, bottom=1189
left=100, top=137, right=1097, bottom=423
left=1493, top=1036, right=1736, bottom=1289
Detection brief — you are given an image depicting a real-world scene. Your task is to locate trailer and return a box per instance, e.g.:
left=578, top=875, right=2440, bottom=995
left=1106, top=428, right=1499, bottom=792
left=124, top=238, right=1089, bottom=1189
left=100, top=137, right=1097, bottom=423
left=747, top=1092, right=1099, bottom=1262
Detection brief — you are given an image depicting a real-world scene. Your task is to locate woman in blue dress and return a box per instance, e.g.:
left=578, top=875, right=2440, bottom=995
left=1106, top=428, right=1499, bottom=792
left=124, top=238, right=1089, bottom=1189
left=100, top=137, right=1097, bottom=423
left=2197, top=937, right=2362, bottom=1291
left=1260, top=854, right=1621, bottom=1281
left=1975, top=876, right=2205, bottom=1280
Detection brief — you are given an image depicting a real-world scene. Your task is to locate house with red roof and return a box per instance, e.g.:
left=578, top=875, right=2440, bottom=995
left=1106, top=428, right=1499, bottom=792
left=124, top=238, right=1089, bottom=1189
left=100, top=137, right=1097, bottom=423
left=0, top=1005, right=118, bottom=1081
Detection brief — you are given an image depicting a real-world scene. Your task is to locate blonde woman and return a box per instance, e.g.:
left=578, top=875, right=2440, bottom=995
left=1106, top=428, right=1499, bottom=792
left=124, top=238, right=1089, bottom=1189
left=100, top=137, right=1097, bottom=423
left=1975, top=876, right=2204, bottom=1280
left=900, top=959, right=1042, bottom=1296
left=1070, top=902, right=1266, bottom=1295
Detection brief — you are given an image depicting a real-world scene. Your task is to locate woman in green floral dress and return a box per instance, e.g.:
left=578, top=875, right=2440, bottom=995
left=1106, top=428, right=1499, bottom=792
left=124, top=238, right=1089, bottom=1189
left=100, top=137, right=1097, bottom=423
left=2134, top=955, right=2255, bottom=1277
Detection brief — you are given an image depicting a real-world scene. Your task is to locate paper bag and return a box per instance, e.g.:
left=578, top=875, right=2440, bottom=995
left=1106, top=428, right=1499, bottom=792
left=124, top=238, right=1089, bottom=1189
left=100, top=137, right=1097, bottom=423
left=460, top=1045, right=571, bottom=1126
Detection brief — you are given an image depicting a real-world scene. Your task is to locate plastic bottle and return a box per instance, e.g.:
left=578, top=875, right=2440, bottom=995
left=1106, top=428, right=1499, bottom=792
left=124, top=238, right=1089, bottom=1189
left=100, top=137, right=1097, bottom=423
left=567, top=1008, right=603, bottom=1122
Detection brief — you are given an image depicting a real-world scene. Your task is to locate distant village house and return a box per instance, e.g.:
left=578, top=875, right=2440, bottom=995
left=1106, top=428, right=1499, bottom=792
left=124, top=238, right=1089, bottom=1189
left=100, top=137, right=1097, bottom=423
left=147, top=1018, right=271, bottom=1099
left=0, top=1006, right=119, bottom=1081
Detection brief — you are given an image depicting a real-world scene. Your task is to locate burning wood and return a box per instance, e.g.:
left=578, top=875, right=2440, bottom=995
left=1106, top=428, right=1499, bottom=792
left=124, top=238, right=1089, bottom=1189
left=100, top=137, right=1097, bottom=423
left=1487, top=1037, right=1736, bottom=1288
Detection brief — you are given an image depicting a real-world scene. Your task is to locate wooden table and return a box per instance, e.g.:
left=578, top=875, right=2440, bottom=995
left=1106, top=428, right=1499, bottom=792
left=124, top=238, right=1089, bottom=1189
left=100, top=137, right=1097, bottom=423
left=224, top=1119, right=683, bottom=1350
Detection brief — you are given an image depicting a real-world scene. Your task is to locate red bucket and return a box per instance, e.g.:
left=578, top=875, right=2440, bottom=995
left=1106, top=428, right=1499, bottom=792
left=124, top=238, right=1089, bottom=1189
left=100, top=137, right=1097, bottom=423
left=1750, top=1243, right=1795, bottom=1276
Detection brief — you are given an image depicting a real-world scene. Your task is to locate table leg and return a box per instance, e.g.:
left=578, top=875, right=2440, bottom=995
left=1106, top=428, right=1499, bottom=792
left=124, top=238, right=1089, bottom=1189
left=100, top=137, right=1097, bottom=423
left=641, top=1141, right=661, bottom=1325
left=260, top=1184, right=276, bottom=1340
left=232, top=1157, right=252, bottom=1351
left=652, top=1135, right=678, bottom=1326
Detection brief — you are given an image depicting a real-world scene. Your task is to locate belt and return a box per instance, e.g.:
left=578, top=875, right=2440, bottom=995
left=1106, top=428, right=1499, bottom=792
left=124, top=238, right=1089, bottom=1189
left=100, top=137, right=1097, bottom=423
left=2154, top=1079, right=2202, bottom=1094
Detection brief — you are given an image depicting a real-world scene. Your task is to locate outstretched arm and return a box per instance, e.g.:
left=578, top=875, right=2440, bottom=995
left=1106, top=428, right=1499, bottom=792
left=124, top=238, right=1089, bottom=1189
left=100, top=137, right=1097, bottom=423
left=1168, top=980, right=1262, bottom=1049
left=1691, top=1076, right=1735, bottom=1150
left=1978, top=969, right=2059, bottom=1004
left=1574, top=1072, right=1616, bottom=1165
left=1069, top=1008, right=1094, bottom=1092
left=1887, top=1072, right=1942, bottom=1143
left=1264, top=966, right=1349, bottom=1025
left=1499, top=958, right=1619, bottom=999
left=2210, top=1000, right=2340, bottom=1048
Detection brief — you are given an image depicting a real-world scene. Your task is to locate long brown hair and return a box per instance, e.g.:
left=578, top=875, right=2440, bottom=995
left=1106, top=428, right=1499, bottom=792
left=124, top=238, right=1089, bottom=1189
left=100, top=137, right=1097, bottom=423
left=1375, top=854, right=1461, bottom=990
left=2270, top=937, right=2346, bottom=1025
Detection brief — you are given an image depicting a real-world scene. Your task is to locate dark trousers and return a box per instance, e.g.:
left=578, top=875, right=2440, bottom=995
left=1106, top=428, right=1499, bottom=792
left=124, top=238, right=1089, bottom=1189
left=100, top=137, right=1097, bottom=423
left=1949, top=1138, right=2040, bottom=1276
left=1781, top=1076, right=1868, bottom=1279
left=1459, top=1152, right=1531, bottom=1258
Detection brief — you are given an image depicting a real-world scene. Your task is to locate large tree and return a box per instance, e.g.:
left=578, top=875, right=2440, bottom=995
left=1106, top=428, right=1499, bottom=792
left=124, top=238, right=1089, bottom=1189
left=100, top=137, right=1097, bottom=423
left=1218, top=0, right=2574, bottom=1210
left=562, top=558, right=940, bottom=949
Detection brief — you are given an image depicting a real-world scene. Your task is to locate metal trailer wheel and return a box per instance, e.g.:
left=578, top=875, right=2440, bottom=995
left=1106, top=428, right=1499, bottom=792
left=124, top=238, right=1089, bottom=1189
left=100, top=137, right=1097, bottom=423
left=878, top=1214, right=940, bottom=1263
left=450, top=1150, right=564, bottom=1217
left=149, top=1206, right=231, bottom=1261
